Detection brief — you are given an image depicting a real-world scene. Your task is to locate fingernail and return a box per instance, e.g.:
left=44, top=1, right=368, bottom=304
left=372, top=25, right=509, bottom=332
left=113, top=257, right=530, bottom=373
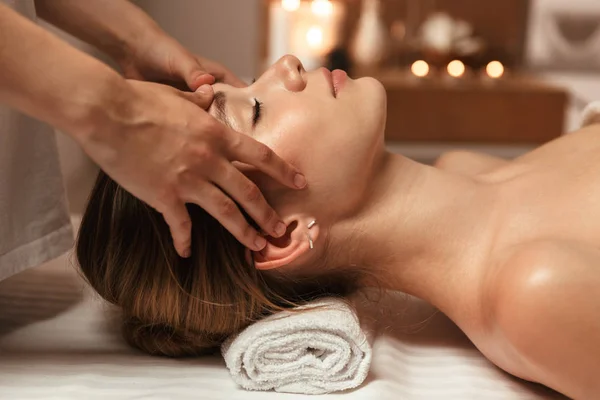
left=196, top=73, right=215, bottom=85
left=182, top=248, right=191, bottom=258
left=254, top=236, right=267, bottom=250
left=274, top=221, right=286, bottom=237
left=294, top=173, right=307, bottom=188
left=196, top=84, right=213, bottom=95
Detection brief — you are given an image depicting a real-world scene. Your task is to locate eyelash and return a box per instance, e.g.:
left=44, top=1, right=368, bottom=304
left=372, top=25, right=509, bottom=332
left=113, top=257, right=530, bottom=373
left=253, top=98, right=262, bottom=126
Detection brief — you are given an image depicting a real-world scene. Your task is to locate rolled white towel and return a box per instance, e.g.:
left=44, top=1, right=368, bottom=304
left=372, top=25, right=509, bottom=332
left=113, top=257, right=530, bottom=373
left=581, top=101, right=600, bottom=128
left=221, top=298, right=372, bottom=395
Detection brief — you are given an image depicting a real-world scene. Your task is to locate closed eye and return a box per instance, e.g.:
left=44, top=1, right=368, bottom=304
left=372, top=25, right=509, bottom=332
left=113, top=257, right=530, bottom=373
left=252, top=98, right=262, bottom=127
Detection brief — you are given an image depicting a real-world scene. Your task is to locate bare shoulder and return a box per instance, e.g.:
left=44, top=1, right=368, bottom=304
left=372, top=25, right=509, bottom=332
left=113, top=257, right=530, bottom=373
left=489, top=239, right=600, bottom=399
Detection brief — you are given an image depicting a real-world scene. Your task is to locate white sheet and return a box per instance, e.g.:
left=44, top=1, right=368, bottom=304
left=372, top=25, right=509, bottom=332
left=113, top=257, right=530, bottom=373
left=0, top=251, right=566, bottom=400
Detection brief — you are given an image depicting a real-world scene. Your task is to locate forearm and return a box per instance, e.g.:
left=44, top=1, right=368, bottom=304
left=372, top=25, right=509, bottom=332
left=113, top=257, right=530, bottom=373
left=34, top=0, right=162, bottom=63
left=0, top=4, right=128, bottom=141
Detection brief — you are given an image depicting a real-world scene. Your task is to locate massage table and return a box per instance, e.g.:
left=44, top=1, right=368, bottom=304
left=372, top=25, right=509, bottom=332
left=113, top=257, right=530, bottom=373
left=0, top=223, right=566, bottom=400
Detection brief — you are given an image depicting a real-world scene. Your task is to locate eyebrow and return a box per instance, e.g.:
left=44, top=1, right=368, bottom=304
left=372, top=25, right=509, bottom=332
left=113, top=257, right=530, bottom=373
left=213, top=91, right=234, bottom=129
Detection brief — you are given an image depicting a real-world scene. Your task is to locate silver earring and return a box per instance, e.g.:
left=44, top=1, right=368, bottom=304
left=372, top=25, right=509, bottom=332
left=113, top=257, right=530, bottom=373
left=307, top=220, right=316, bottom=249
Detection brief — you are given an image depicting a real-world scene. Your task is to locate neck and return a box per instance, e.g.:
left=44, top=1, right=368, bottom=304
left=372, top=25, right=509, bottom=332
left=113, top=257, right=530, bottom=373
left=330, top=153, right=495, bottom=319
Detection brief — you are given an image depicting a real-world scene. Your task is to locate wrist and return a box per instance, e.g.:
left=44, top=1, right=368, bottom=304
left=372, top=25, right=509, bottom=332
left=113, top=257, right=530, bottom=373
left=111, top=22, right=165, bottom=68
left=67, top=69, right=131, bottom=147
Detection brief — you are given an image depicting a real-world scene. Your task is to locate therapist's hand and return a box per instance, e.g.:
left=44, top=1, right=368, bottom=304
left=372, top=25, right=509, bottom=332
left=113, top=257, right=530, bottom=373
left=117, top=31, right=247, bottom=90
left=80, top=80, right=306, bottom=257
left=192, top=55, right=248, bottom=88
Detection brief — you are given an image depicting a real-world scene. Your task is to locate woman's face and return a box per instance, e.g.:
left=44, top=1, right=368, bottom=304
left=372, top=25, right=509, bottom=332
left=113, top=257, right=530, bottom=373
left=209, top=55, right=387, bottom=215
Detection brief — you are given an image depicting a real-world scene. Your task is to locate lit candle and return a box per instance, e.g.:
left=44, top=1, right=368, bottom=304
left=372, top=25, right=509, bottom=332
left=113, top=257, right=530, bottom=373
left=288, top=0, right=345, bottom=70
left=306, top=26, right=324, bottom=49
left=486, top=61, right=504, bottom=79
left=311, top=0, right=333, bottom=17
left=411, top=60, right=430, bottom=78
left=447, top=60, right=465, bottom=78
left=268, top=2, right=293, bottom=66
left=282, top=0, right=301, bottom=12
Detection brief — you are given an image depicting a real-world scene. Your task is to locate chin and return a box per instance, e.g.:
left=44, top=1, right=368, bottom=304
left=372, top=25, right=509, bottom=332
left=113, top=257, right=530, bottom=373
left=357, top=77, right=387, bottom=136
left=358, top=76, right=386, bottom=98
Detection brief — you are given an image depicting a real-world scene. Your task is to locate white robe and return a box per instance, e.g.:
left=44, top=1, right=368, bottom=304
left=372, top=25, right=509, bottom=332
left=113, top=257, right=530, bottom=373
left=0, top=0, right=73, bottom=280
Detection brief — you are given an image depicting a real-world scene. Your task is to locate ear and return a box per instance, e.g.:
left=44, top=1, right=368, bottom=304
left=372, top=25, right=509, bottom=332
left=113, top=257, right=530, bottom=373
left=252, top=216, right=319, bottom=271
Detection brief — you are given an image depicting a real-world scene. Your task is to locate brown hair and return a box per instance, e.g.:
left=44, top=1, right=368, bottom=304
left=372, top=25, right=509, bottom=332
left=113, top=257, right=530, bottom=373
left=76, top=171, right=358, bottom=357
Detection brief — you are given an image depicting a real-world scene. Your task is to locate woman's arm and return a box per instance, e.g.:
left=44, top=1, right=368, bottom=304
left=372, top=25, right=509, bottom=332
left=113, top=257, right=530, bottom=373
left=493, top=240, right=600, bottom=399
left=34, top=0, right=245, bottom=88
left=434, top=150, right=509, bottom=176
left=34, top=0, right=162, bottom=65
left=0, top=3, right=125, bottom=137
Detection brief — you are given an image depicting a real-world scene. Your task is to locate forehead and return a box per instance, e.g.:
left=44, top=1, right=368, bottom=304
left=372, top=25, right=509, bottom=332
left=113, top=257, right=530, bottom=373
left=208, top=83, right=246, bottom=131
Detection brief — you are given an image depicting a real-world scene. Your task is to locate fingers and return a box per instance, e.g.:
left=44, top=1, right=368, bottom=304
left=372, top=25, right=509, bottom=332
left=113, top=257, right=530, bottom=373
left=179, top=84, right=214, bottom=110
left=185, top=182, right=267, bottom=251
left=225, top=131, right=307, bottom=190
left=160, top=200, right=193, bottom=258
left=213, top=162, right=286, bottom=240
left=193, top=55, right=247, bottom=88
left=191, top=73, right=216, bottom=90
left=175, top=54, right=215, bottom=91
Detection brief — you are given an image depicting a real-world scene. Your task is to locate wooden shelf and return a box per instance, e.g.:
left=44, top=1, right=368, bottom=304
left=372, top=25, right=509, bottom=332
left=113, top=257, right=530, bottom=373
left=361, top=70, right=568, bottom=143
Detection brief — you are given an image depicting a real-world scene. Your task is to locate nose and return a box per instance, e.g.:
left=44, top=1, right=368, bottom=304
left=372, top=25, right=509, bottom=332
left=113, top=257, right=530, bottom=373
left=267, top=55, right=306, bottom=92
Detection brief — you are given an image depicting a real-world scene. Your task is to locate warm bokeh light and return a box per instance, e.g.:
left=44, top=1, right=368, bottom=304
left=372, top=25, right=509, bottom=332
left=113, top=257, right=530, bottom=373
left=306, top=26, right=324, bottom=48
left=281, top=0, right=301, bottom=12
left=411, top=60, right=430, bottom=77
left=447, top=60, right=466, bottom=78
left=486, top=61, right=505, bottom=79
left=311, top=0, right=333, bottom=16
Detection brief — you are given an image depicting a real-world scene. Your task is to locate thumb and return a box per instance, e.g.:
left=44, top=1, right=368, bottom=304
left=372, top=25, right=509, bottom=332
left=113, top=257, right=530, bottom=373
left=176, top=55, right=215, bottom=91
left=179, top=84, right=214, bottom=110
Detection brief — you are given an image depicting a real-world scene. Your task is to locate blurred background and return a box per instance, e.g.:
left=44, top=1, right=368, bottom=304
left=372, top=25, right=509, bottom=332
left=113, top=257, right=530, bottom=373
left=50, top=0, right=600, bottom=213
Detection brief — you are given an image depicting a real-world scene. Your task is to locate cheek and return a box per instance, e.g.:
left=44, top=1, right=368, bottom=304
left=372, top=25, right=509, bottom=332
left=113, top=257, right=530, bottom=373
left=257, top=107, right=324, bottom=163
left=254, top=86, right=386, bottom=214
left=257, top=87, right=384, bottom=178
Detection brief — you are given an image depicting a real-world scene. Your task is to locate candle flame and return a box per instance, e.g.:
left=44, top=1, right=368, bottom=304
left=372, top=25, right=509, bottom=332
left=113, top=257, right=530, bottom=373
left=447, top=60, right=465, bottom=78
left=486, top=61, right=504, bottom=79
left=411, top=60, right=430, bottom=77
left=306, top=26, right=324, bottom=48
left=311, top=0, right=333, bottom=16
left=282, top=0, right=300, bottom=12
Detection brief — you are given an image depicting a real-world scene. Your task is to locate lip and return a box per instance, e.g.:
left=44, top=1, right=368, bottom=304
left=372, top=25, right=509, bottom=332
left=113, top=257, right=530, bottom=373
left=320, top=67, right=336, bottom=98
left=331, top=69, right=347, bottom=97
left=320, top=68, right=348, bottom=98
